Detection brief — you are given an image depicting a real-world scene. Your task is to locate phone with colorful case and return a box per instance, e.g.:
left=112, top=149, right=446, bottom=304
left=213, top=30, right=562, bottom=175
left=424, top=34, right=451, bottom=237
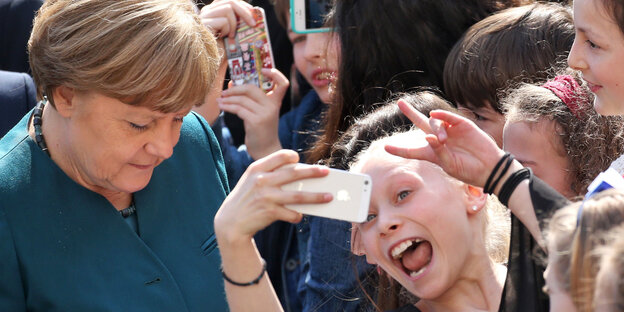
left=225, top=7, right=275, bottom=92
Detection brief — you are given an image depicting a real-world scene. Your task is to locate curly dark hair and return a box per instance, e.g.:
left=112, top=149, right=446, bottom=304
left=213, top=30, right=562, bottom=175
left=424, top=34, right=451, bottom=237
left=501, top=72, right=624, bottom=196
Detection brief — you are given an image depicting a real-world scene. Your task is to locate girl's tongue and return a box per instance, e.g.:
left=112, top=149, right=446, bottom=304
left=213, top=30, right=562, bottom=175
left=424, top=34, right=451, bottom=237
left=401, top=241, right=432, bottom=274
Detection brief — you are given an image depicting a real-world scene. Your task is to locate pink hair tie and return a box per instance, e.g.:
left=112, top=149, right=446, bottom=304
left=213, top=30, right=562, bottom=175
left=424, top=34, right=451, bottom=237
left=542, top=75, right=584, bottom=119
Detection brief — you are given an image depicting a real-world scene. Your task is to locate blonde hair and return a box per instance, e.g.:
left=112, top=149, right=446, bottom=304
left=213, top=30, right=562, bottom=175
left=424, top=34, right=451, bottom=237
left=29, top=0, right=220, bottom=113
left=351, top=130, right=510, bottom=264
left=546, top=189, right=624, bottom=311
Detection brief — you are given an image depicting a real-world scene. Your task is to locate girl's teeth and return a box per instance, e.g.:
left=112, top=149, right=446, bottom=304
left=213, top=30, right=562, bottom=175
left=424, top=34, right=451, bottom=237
left=409, top=266, right=427, bottom=278
left=391, top=240, right=413, bottom=259
left=316, top=72, right=330, bottom=80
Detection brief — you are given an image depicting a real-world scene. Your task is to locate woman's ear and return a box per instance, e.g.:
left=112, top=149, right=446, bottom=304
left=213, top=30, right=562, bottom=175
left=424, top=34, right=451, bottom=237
left=51, top=85, right=76, bottom=118
left=465, top=184, right=487, bottom=215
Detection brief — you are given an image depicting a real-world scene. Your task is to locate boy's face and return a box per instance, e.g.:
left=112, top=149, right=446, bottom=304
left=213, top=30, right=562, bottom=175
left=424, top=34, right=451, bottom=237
left=457, top=101, right=505, bottom=147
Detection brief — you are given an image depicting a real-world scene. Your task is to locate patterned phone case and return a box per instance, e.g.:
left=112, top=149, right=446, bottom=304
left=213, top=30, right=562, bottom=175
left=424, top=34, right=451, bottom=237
left=225, top=7, right=275, bottom=92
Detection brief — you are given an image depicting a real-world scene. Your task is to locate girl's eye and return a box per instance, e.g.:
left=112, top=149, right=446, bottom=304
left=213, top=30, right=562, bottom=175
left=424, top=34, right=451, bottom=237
left=174, top=117, right=184, bottom=124
left=129, top=122, right=148, bottom=131
left=397, top=190, right=410, bottom=201
left=365, top=214, right=377, bottom=223
left=586, top=40, right=599, bottom=49
left=290, top=35, right=306, bottom=45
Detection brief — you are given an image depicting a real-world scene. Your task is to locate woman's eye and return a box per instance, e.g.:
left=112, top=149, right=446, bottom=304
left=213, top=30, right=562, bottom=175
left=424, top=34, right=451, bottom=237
left=174, top=116, right=184, bottom=124
left=397, top=190, right=410, bottom=201
left=129, top=122, right=148, bottom=131
left=586, top=40, right=599, bottom=49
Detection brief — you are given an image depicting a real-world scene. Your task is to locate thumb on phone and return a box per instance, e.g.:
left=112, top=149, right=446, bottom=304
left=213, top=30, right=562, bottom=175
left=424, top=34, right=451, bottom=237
left=261, top=68, right=289, bottom=100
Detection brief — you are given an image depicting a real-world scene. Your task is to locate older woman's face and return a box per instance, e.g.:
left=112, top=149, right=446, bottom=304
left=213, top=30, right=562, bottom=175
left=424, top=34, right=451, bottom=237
left=354, top=152, right=478, bottom=300
left=63, top=91, right=189, bottom=194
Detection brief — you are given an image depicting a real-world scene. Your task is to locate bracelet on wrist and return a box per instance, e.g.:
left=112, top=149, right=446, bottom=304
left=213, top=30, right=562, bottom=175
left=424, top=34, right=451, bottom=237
left=498, top=167, right=532, bottom=206
left=484, top=153, right=514, bottom=195
left=221, top=258, right=267, bottom=287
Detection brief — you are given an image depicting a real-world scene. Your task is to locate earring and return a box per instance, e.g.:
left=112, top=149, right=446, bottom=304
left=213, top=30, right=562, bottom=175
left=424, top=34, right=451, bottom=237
left=471, top=205, right=478, bottom=212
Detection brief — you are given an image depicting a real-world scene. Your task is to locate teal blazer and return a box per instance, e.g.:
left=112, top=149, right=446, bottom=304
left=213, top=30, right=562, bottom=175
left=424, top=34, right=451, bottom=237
left=0, top=112, right=230, bottom=311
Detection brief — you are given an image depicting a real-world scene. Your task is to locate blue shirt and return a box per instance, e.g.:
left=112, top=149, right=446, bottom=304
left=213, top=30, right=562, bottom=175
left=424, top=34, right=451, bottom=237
left=0, top=111, right=229, bottom=311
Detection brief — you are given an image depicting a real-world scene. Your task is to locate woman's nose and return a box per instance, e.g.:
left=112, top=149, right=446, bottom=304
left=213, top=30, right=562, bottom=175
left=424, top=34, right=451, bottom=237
left=145, top=123, right=178, bottom=159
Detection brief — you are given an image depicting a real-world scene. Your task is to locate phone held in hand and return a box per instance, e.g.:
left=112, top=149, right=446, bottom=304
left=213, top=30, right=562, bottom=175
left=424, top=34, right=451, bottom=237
left=290, top=0, right=331, bottom=34
left=225, top=7, right=275, bottom=92
left=281, top=166, right=372, bottom=223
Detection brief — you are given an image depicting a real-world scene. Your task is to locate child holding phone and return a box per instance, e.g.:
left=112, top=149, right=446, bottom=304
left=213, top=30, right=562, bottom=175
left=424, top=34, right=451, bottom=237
left=200, top=1, right=364, bottom=311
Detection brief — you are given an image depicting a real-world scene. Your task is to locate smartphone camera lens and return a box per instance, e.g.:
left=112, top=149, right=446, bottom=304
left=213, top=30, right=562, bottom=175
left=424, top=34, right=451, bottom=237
left=364, top=180, right=369, bottom=185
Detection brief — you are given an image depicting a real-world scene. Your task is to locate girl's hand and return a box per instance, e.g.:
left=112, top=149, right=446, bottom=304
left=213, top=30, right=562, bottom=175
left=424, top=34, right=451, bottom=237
left=218, top=68, right=290, bottom=160
left=199, top=0, right=256, bottom=39
left=214, top=150, right=332, bottom=245
left=385, top=99, right=506, bottom=188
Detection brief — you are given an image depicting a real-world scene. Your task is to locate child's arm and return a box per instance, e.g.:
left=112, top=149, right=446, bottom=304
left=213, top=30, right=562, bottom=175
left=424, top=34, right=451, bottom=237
left=385, top=100, right=553, bottom=246
left=218, top=68, right=290, bottom=160
left=195, top=0, right=257, bottom=125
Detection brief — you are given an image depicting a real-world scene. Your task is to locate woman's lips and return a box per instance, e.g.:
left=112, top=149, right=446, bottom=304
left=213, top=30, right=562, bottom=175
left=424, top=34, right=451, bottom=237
left=130, top=163, right=152, bottom=170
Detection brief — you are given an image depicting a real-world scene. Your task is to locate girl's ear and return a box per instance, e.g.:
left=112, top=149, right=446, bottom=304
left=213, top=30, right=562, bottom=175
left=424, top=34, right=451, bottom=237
left=351, top=224, right=379, bottom=265
left=51, top=85, right=76, bottom=118
left=350, top=224, right=367, bottom=256
left=465, top=184, right=487, bottom=215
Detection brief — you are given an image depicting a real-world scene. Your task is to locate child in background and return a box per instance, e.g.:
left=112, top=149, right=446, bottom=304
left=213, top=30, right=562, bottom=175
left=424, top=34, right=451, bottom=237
left=545, top=189, right=624, bottom=311
left=205, top=0, right=336, bottom=187
left=594, top=226, right=624, bottom=311
left=306, top=1, right=524, bottom=311
left=443, top=2, right=575, bottom=147
left=502, top=74, right=624, bottom=199
left=200, top=1, right=366, bottom=311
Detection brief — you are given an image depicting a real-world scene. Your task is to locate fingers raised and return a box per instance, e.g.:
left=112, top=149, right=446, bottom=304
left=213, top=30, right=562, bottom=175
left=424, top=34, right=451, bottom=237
left=397, top=99, right=432, bottom=133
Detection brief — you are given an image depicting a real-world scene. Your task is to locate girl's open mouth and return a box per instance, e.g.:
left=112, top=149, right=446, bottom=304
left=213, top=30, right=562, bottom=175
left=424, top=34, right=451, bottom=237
left=389, top=238, right=432, bottom=279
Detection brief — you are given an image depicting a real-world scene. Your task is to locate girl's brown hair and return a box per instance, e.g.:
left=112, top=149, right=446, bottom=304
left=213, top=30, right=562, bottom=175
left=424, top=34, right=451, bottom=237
left=502, top=72, right=624, bottom=197
left=444, top=2, right=574, bottom=113
left=547, top=189, right=624, bottom=311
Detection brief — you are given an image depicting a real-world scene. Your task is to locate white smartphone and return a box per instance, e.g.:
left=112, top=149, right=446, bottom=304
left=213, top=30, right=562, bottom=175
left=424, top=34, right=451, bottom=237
left=281, top=166, right=372, bottom=223
left=290, top=0, right=331, bottom=34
